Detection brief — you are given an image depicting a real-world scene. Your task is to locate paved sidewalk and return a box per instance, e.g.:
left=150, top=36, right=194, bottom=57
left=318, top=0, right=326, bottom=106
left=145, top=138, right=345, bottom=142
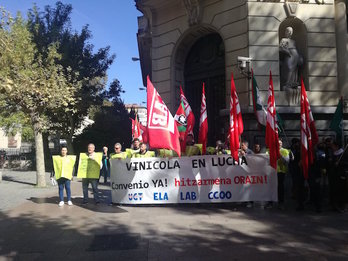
left=0, top=171, right=347, bottom=260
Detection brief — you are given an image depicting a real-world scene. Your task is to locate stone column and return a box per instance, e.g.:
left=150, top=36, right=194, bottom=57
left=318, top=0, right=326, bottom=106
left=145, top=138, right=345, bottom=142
left=334, top=0, right=348, bottom=103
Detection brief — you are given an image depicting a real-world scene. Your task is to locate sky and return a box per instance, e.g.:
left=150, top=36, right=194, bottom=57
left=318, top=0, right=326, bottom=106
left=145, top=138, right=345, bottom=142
left=1, top=0, right=146, bottom=105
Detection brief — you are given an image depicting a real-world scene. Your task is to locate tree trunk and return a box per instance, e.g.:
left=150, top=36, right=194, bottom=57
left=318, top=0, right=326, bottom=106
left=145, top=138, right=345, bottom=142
left=34, top=128, right=46, bottom=187
left=66, top=136, right=75, bottom=154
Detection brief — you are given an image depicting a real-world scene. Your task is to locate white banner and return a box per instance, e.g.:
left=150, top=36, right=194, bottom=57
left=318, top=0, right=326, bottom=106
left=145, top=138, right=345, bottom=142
left=110, top=155, right=277, bottom=204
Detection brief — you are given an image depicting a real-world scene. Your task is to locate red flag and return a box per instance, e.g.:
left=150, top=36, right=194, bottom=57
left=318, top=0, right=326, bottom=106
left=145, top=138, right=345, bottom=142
left=229, top=73, right=244, bottom=160
left=266, top=71, right=280, bottom=169
left=198, top=83, right=208, bottom=155
left=174, top=101, right=187, bottom=152
left=130, top=116, right=143, bottom=142
left=146, top=76, right=181, bottom=156
left=300, top=79, right=318, bottom=179
left=180, top=86, right=195, bottom=151
left=139, top=123, right=148, bottom=144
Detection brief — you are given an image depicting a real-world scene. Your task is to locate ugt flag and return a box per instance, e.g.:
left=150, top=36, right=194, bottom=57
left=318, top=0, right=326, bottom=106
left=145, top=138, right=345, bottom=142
left=229, top=73, right=244, bottom=160
left=301, top=79, right=318, bottom=179
left=147, top=76, right=181, bottom=156
left=266, top=71, right=280, bottom=169
left=198, top=83, right=208, bottom=155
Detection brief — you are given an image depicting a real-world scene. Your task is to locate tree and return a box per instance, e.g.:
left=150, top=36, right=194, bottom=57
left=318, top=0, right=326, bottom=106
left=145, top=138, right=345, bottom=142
left=0, top=9, right=81, bottom=186
left=27, top=2, right=115, bottom=152
left=73, top=80, right=132, bottom=152
left=0, top=94, right=34, bottom=142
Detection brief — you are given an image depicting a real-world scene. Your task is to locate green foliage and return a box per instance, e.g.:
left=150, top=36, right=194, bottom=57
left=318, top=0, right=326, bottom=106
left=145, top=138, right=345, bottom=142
left=0, top=102, right=34, bottom=142
left=74, top=81, right=131, bottom=153
left=0, top=8, right=81, bottom=131
left=73, top=104, right=132, bottom=153
left=27, top=2, right=115, bottom=139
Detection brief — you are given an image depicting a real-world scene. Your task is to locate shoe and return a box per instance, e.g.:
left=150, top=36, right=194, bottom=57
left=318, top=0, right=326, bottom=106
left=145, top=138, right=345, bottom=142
left=67, top=200, right=73, bottom=206
left=82, top=200, right=88, bottom=205
left=95, top=201, right=100, bottom=205
left=58, top=201, right=64, bottom=207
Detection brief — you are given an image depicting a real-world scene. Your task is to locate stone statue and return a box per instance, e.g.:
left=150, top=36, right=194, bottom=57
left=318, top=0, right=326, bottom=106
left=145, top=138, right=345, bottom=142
left=279, top=27, right=303, bottom=90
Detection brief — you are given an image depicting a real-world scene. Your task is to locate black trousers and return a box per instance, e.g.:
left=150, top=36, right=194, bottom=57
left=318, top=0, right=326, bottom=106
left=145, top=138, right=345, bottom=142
left=278, top=172, right=286, bottom=203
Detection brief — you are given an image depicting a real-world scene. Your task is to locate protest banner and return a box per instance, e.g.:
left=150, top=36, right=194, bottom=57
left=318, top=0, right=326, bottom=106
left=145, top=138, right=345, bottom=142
left=110, top=155, right=277, bottom=204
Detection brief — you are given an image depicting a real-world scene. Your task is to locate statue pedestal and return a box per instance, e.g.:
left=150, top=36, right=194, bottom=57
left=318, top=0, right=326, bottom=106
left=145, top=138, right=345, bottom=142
left=285, top=86, right=301, bottom=106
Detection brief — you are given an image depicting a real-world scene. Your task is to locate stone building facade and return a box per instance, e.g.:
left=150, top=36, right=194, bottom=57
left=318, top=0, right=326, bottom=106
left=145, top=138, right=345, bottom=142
left=135, top=0, right=347, bottom=146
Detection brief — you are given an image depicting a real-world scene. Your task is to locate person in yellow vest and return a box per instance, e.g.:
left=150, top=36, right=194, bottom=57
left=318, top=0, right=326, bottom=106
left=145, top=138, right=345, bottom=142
left=134, top=143, right=154, bottom=158
left=110, top=143, right=127, bottom=159
left=277, top=139, right=290, bottom=209
left=52, top=146, right=76, bottom=207
left=185, top=133, right=201, bottom=156
left=215, top=140, right=228, bottom=155
left=77, top=143, right=103, bottom=204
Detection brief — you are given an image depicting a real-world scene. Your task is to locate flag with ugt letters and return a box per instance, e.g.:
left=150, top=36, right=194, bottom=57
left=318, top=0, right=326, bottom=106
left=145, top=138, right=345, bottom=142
left=265, top=71, right=280, bottom=169
left=146, top=76, right=181, bottom=156
left=198, top=83, right=208, bottom=155
left=180, top=86, right=195, bottom=152
left=300, top=79, right=318, bottom=179
left=229, top=73, right=244, bottom=160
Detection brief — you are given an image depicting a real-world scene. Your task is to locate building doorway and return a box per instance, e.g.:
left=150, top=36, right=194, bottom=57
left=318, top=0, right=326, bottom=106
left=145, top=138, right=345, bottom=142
left=183, top=33, right=226, bottom=146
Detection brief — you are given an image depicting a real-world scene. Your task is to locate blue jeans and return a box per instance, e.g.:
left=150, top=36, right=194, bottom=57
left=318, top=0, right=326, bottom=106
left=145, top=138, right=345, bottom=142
left=57, top=178, right=71, bottom=202
left=82, top=178, right=99, bottom=202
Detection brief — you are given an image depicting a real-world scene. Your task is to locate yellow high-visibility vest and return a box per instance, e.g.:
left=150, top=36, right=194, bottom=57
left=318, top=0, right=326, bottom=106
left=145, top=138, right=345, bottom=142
left=52, top=155, right=76, bottom=180
left=126, top=148, right=140, bottom=158
left=110, top=152, right=128, bottom=159
left=77, top=152, right=103, bottom=179
left=195, top=144, right=203, bottom=155
left=206, top=147, right=216, bottom=155
left=134, top=151, right=155, bottom=158
left=185, top=145, right=201, bottom=156
left=277, top=148, right=290, bottom=173
left=157, top=149, right=178, bottom=158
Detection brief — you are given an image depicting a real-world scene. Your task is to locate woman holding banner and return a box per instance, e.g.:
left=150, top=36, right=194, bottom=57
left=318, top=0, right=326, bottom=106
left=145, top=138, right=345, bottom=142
left=52, top=146, right=76, bottom=207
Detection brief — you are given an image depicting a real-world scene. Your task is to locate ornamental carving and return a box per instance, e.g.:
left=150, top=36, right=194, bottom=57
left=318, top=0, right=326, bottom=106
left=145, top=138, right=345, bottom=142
left=183, top=0, right=202, bottom=26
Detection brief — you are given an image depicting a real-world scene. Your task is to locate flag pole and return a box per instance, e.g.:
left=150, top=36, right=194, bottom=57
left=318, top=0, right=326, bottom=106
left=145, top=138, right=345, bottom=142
left=337, top=143, right=348, bottom=164
left=340, top=97, right=345, bottom=147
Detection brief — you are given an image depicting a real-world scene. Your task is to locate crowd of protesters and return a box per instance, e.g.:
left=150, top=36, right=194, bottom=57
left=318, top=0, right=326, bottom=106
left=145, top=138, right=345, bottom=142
left=51, top=136, right=348, bottom=213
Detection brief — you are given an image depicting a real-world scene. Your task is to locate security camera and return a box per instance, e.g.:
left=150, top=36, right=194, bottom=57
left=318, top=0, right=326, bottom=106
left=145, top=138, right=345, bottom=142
left=238, top=56, right=252, bottom=68
left=237, top=56, right=252, bottom=78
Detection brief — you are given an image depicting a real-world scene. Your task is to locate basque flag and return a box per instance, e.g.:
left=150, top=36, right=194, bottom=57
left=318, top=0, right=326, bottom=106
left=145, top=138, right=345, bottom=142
left=198, top=83, right=208, bottom=155
left=146, top=76, right=181, bottom=156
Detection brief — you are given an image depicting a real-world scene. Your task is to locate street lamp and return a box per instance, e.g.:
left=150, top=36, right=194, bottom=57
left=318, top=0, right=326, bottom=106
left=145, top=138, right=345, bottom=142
left=139, top=87, right=146, bottom=91
left=132, top=57, right=140, bottom=61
